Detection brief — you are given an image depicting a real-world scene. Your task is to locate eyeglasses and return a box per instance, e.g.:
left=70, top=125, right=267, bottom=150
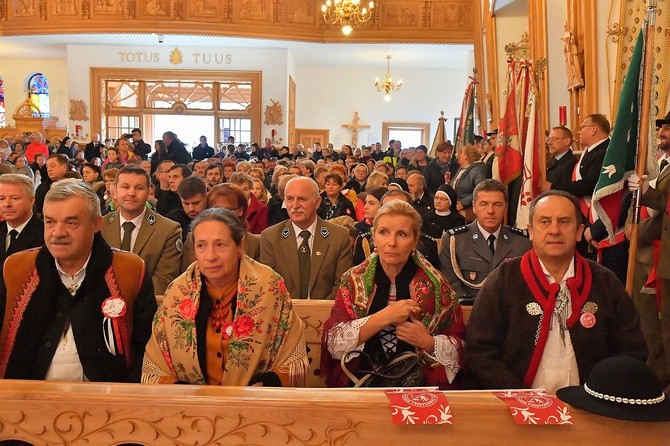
left=579, top=124, right=595, bottom=130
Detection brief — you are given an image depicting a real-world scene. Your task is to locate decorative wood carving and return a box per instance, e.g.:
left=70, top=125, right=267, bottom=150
left=1, top=0, right=474, bottom=43
left=1, top=379, right=668, bottom=445
left=431, top=2, right=471, bottom=30
left=342, top=111, right=370, bottom=148
left=69, top=99, right=88, bottom=121
left=264, top=98, right=283, bottom=125
left=380, top=2, right=420, bottom=27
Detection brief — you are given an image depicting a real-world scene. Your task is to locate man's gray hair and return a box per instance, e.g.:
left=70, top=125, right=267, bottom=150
left=0, top=173, right=35, bottom=198
left=45, top=179, right=102, bottom=220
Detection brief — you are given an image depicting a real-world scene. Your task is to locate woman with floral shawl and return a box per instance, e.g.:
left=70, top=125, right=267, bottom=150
left=321, top=200, right=465, bottom=389
left=142, top=208, right=308, bottom=386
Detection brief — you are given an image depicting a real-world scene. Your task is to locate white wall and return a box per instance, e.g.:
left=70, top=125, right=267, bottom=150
left=294, top=64, right=467, bottom=147
left=0, top=58, right=69, bottom=131
left=495, top=14, right=529, bottom=108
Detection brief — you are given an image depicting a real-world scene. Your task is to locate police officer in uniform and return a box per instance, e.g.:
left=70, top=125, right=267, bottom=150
left=439, top=179, right=531, bottom=305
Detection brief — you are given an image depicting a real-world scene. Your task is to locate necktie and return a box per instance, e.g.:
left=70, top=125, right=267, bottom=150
left=7, top=229, right=18, bottom=252
left=488, top=234, right=496, bottom=255
left=660, top=159, right=669, bottom=172
left=121, top=221, right=135, bottom=252
left=298, top=230, right=311, bottom=299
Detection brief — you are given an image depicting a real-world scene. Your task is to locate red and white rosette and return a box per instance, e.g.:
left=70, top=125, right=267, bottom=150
left=102, top=297, right=127, bottom=356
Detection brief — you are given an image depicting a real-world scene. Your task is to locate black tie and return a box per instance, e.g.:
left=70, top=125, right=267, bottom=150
left=660, top=159, right=669, bottom=172
left=298, top=230, right=311, bottom=299
left=121, top=221, right=135, bottom=251
left=488, top=234, right=496, bottom=255
left=7, top=229, right=18, bottom=252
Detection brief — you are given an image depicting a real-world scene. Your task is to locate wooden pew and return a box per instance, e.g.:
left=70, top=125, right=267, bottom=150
left=0, top=380, right=667, bottom=445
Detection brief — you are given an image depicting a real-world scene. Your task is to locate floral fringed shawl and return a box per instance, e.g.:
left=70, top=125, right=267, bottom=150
left=320, top=251, right=466, bottom=388
left=142, top=256, right=309, bottom=386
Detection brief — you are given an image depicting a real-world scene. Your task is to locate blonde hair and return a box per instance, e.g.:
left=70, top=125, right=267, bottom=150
left=373, top=199, right=421, bottom=240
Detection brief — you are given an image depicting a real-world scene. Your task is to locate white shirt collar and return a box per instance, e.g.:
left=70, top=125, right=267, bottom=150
left=537, top=256, right=575, bottom=285
left=292, top=218, right=317, bottom=240
left=119, top=207, right=147, bottom=229
left=55, top=252, right=92, bottom=293
left=585, top=138, right=608, bottom=153
left=6, top=214, right=32, bottom=234
left=476, top=222, right=501, bottom=240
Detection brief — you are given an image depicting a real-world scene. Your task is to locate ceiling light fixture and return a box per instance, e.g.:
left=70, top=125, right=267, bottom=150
left=322, top=0, right=374, bottom=35
left=375, top=55, right=403, bottom=101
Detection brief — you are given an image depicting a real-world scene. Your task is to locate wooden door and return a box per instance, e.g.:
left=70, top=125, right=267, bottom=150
left=295, top=129, right=329, bottom=148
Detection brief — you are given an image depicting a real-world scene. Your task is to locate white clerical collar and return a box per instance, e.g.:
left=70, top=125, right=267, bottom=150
left=119, top=207, right=147, bottom=230
left=476, top=222, right=501, bottom=241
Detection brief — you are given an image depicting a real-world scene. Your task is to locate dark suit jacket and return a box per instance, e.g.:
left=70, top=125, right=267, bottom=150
left=260, top=217, right=352, bottom=300
left=552, top=140, right=608, bottom=198
left=0, top=215, right=44, bottom=267
left=546, top=150, right=578, bottom=188
left=84, top=142, right=105, bottom=161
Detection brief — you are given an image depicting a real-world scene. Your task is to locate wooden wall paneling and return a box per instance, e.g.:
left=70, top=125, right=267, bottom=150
left=288, top=75, right=296, bottom=147
left=528, top=0, right=548, bottom=139
left=472, top=0, right=487, bottom=135
left=282, top=0, right=318, bottom=27
left=183, top=0, right=227, bottom=22
left=295, top=128, right=329, bottom=148
left=483, top=0, right=499, bottom=130
left=578, top=0, right=598, bottom=122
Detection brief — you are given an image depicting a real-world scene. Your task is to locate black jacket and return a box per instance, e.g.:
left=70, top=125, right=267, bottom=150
left=0, top=215, right=44, bottom=267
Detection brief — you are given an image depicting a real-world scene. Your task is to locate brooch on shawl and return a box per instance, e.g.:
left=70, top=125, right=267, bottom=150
left=101, top=297, right=128, bottom=356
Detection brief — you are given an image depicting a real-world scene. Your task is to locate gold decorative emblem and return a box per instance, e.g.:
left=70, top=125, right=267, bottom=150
left=169, top=48, right=183, bottom=65
left=581, top=302, right=598, bottom=314
left=526, top=302, right=543, bottom=316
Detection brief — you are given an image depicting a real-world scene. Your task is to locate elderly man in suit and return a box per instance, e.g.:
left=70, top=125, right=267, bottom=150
left=439, top=179, right=531, bottom=305
left=545, top=126, right=578, bottom=188
left=101, top=164, right=182, bottom=295
left=84, top=134, right=105, bottom=162
left=0, top=174, right=44, bottom=266
left=260, top=176, right=352, bottom=300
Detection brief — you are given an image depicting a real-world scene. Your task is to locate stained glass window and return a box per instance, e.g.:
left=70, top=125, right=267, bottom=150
left=29, top=73, right=50, bottom=117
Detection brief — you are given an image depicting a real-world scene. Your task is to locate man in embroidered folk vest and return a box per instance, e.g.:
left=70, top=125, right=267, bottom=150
left=0, top=180, right=156, bottom=382
left=439, top=179, right=531, bottom=305
left=465, top=190, right=647, bottom=392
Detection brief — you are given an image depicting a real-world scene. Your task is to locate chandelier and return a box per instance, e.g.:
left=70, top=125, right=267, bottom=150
left=374, top=55, right=403, bottom=101
left=321, top=0, right=374, bottom=35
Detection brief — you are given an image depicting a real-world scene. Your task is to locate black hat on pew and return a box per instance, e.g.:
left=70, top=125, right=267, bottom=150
left=556, top=356, right=670, bottom=421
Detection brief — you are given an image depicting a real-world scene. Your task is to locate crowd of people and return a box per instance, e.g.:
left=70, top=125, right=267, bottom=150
left=0, top=114, right=668, bottom=412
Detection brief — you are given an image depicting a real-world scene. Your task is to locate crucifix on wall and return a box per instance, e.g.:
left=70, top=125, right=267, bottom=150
left=342, top=111, right=370, bottom=148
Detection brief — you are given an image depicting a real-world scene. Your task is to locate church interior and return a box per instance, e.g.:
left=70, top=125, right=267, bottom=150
left=1, top=0, right=670, bottom=444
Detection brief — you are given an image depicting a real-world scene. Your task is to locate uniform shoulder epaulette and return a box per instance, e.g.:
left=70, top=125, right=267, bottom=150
left=447, top=225, right=468, bottom=236
left=510, top=227, right=529, bottom=238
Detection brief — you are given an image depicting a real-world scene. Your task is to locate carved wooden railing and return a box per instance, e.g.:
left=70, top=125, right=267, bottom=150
left=0, top=0, right=475, bottom=44
left=0, top=380, right=667, bottom=445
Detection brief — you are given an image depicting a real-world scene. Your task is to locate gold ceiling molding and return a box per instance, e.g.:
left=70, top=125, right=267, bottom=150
left=0, top=0, right=475, bottom=43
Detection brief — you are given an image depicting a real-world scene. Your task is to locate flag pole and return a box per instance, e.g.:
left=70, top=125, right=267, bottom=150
left=626, top=0, right=657, bottom=295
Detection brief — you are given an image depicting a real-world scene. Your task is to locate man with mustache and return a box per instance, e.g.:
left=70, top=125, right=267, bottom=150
left=0, top=180, right=156, bottom=382
left=260, top=176, right=352, bottom=300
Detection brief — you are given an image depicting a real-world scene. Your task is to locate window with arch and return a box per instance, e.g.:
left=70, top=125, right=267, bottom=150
left=28, top=73, right=50, bottom=117
left=0, top=75, right=5, bottom=127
